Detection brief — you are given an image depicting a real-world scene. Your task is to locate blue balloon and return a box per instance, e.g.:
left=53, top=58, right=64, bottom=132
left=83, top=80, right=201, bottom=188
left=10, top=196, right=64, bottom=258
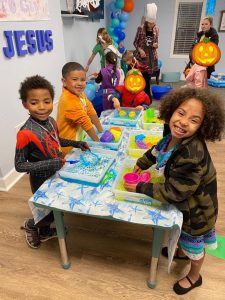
left=158, top=59, right=162, bottom=69
left=114, top=27, right=122, bottom=36
left=119, top=47, right=125, bottom=54
left=115, top=0, right=124, bottom=9
left=120, top=21, right=127, bottom=30
left=118, top=31, right=125, bottom=41
left=84, top=86, right=95, bottom=101
left=107, top=26, right=114, bottom=35
left=119, top=11, right=129, bottom=22
left=86, top=83, right=96, bottom=92
left=109, top=2, right=117, bottom=12
left=111, top=18, right=120, bottom=28
left=112, top=35, right=119, bottom=42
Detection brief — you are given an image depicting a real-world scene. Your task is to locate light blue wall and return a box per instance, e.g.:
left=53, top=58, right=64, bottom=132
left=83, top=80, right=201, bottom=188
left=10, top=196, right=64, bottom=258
left=61, top=0, right=224, bottom=75
left=124, top=0, right=224, bottom=74
left=60, top=0, right=107, bottom=75
left=1, top=0, right=224, bottom=188
left=0, top=1, right=65, bottom=185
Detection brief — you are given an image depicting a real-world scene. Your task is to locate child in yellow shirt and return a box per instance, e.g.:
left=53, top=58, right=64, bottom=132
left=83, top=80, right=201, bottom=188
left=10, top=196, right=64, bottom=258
left=57, top=62, right=103, bottom=156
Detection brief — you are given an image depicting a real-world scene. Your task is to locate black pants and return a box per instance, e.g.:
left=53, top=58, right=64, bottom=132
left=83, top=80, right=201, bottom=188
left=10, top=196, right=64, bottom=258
left=142, top=72, right=152, bottom=104
left=29, top=174, right=54, bottom=230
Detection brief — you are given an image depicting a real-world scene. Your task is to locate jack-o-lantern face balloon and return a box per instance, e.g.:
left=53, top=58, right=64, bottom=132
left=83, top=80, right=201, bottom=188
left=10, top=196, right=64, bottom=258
left=124, top=70, right=146, bottom=93
left=192, top=38, right=221, bottom=67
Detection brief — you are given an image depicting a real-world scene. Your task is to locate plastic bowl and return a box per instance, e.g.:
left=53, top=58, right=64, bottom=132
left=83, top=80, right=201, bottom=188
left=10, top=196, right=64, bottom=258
left=139, top=172, right=151, bottom=183
left=123, top=172, right=140, bottom=184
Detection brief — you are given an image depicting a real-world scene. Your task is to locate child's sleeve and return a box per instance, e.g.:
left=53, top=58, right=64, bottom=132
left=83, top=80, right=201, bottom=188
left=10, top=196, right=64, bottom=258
left=86, top=98, right=98, bottom=116
left=195, top=70, right=206, bottom=88
left=63, top=97, right=96, bottom=132
left=95, top=71, right=103, bottom=84
left=136, top=152, right=203, bottom=203
left=135, top=91, right=151, bottom=107
left=136, top=147, right=156, bottom=170
left=15, top=130, right=63, bottom=174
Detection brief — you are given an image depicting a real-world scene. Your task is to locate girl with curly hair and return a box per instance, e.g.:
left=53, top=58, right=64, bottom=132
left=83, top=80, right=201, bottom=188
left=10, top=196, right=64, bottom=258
left=124, top=87, right=225, bottom=295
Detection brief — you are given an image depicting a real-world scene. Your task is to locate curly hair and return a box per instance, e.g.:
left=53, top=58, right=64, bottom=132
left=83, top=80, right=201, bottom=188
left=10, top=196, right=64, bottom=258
left=19, top=75, right=54, bottom=102
left=159, top=87, right=225, bottom=141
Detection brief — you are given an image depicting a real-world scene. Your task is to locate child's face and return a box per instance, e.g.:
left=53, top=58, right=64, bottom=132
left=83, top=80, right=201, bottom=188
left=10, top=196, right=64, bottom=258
left=62, top=70, right=86, bottom=97
left=23, top=89, right=53, bottom=121
left=124, top=58, right=133, bottom=66
left=169, top=98, right=205, bottom=141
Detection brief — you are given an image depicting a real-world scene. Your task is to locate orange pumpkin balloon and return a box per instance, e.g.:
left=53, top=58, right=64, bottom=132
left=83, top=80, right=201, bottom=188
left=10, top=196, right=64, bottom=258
left=192, top=39, right=221, bottom=67
left=123, top=0, right=134, bottom=13
left=125, top=70, right=146, bottom=93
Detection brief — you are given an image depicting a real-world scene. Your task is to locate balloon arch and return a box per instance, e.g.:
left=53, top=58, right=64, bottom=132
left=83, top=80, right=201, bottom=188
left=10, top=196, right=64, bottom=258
left=84, top=1, right=135, bottom=101
left=107, top=0, right=135, bottom=53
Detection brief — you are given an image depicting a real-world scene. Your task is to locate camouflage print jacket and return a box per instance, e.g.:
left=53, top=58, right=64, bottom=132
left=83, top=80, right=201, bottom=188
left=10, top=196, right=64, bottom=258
left=136, top=134, right=218, bottom=236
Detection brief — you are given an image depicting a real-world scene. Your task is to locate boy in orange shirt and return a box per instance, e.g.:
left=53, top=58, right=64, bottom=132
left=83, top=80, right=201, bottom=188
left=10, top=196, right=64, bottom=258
left=57, top=62, right=103, bottom=156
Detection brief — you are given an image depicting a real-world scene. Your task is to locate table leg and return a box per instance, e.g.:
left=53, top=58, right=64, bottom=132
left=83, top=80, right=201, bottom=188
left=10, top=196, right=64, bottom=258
left=53, top=210, right=71, bottom=269
left=147, top=227, right=164, bottom=288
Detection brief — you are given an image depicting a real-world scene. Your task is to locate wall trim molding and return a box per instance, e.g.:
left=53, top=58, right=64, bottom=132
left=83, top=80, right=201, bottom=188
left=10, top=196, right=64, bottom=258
left=0, top=168, right=24, bottom=192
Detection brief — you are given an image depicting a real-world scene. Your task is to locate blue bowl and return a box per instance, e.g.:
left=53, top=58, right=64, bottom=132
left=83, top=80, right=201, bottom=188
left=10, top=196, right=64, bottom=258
left=151, top=85, right=172, bottom=100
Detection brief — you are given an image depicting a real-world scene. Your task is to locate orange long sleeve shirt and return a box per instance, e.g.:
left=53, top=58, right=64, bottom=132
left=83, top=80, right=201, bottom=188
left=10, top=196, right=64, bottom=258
left=57, top=88, right=97, bottom=156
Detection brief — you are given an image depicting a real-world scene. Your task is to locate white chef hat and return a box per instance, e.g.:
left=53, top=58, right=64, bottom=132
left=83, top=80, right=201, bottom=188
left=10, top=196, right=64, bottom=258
left=145, top=3, right=157, bottom=23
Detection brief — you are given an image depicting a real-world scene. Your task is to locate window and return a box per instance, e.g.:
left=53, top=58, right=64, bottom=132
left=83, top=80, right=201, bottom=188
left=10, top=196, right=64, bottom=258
left=171, top=0, right=205, bottom=57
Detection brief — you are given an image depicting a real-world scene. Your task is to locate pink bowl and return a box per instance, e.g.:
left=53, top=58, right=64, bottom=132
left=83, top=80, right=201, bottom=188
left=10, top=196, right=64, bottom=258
left=123, top=172, right=139, bottom=184
left=139, top=172, right=151, bottom=183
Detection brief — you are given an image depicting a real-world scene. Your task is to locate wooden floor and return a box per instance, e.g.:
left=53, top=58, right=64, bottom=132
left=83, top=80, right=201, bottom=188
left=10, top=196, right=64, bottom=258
left=0, top=140, right=225, bottom=300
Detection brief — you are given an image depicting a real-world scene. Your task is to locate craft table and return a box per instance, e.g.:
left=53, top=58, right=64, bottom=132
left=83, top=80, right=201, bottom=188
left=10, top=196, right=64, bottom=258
left=29, top=114, right=183, bottom=288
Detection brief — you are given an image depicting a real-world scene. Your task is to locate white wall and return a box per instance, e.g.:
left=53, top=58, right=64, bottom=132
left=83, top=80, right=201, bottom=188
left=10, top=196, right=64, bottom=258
left=0, top=0, right=66, bottom=190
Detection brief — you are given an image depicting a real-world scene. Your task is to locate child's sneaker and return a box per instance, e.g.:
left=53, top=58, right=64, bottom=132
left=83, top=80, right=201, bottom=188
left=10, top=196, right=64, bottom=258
left=40, top=227, right=58, bottom=242
left=20, top=219, right=41, bottom=249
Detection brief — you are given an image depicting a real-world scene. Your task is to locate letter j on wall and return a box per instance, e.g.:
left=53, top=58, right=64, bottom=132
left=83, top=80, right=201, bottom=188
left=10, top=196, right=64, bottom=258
left=2, top=29, right=54, bottom=58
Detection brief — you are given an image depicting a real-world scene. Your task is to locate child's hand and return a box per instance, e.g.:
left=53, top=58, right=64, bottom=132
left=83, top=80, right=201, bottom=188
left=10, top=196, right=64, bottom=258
left=135, top=106, right=144, bottom=111
left=60, top=159, right=66, bottom=167
left=75, top=141, right=90, bottom=151
left=112, top=98, right=120, bottom=110
left=138, top=48, right=146, bottom=58
left=133, top=164, right=142, bottom=174
left=124, top=182, right=137, bottom=192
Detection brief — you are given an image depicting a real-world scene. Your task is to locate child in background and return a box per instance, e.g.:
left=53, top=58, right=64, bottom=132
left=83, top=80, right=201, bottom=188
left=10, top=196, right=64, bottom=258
left=85, top=27, right=107, bottom=72
left=185, top=63, right=208, bottom=88
left=15, top=75, right=90, bottom=249
left=124, top=87, right=225, bottom=295
left=57, top=62, right=103, bottom=157
left=101, top=33, right=125, bottom=84
left=123, top=50, right=159, bottom=87
left=95, top=51, right=120, bottom=110
left=108, top=69, right=151, bottom=111
left=122, top=50, right=150, bottom=74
